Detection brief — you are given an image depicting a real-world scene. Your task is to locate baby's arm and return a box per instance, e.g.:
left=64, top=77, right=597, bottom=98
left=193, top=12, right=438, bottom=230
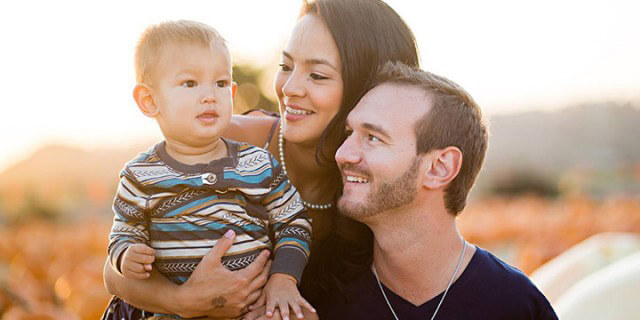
left=260, top=154, right=314, bottom=319
left=108, top=170, right=152, bottom=276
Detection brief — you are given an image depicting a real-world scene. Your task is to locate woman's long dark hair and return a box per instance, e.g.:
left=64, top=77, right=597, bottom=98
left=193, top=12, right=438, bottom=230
left=297, top=0, right=420, bottom=305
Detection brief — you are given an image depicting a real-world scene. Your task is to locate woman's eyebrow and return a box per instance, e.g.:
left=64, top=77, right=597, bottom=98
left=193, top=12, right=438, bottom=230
left=282, top=51, right=338, bottom=71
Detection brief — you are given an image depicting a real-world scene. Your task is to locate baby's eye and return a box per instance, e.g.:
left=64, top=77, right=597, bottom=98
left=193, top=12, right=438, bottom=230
left=181, top=80, right=197, bottom=88
left=278, top=63, right=292, bottom=72
left=216, top=80, right=229, bottom=88
left=310, top=73, right=328, bottom=80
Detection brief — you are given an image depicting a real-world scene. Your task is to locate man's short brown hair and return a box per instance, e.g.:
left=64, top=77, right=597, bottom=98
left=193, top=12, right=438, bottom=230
left=134, top=20, right=227, bottom=85
left=373, top=62, right=488, bottom=215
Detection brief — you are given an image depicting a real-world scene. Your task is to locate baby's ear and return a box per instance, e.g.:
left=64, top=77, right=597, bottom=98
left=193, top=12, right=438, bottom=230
left=231, top=82, right=238, bottom=99
left=133, top=83, right=158, bottom=118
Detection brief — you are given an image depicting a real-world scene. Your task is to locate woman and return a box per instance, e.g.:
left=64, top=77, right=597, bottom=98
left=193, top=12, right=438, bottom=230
left=102, top=0, right=419, bottom=318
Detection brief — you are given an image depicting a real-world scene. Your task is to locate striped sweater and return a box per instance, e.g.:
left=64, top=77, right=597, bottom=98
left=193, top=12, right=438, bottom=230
left=108, top=138, right=311, bottom=284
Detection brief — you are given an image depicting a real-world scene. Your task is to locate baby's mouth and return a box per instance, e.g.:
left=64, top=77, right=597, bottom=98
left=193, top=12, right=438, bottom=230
left=197, top=110, right=219, bottom=121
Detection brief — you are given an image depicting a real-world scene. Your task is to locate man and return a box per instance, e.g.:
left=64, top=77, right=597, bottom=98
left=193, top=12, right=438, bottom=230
left=324, top=62, right=558, bottom=319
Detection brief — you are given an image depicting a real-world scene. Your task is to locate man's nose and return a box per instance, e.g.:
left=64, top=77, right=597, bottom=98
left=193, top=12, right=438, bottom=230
left=335, top=135, right=361, bottom=165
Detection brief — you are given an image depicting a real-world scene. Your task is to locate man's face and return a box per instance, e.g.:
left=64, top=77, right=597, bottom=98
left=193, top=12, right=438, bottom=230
left=336, top=83, right=430, bottom=220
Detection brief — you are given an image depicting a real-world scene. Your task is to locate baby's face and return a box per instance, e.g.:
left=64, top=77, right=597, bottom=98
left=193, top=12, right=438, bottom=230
left=151, top=41, right=234, bottom=148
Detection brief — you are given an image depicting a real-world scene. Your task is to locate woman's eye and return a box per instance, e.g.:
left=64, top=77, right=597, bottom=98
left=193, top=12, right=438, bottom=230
left=181, top=80, right=197, bottom=88
left=278, top=63, right=291, bottom=72
left=216, top=80, right=229, bottom=88
left=310, top=73, right=328, bottom=80
left=368, top=135, right=381, bottom=143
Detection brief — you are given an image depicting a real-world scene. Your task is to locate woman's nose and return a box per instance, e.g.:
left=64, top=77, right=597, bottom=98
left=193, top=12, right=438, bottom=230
left=281, top=70, right=305, bottom=98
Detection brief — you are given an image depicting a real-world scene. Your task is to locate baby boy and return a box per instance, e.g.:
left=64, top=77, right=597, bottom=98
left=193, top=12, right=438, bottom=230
left=107, top=20, right=313, bottom=319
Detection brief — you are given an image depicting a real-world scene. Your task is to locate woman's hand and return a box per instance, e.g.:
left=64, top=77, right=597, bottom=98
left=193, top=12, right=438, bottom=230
left=172, top=230, right=272, bottom=319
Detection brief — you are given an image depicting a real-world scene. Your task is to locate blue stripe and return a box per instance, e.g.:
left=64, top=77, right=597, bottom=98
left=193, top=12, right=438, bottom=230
left=155, top=177, right=202, bottom=188
left=224, top=169, right=272, bottom=184
left=151, top=220, right=265, bottom=232
left=164, top=196, right=219, bottom=217
left=278, top=237, right=310, bottom=251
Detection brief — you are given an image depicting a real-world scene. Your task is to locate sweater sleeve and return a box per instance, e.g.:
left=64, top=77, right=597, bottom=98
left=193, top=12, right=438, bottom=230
left=261, top=154, right=312, bottom=284
left=107, top=168, right=151, bottom=274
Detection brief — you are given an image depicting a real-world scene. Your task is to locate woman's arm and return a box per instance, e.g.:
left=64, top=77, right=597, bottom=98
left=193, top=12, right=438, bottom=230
left=103, top=230, right=271, bottom=318
left=224, top=114, right=280, bottom=155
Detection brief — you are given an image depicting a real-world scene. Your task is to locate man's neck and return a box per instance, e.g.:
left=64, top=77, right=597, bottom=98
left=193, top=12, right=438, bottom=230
left=164, top=138, right=228, bottom=165
left=367, top=199, right=474, bottom=306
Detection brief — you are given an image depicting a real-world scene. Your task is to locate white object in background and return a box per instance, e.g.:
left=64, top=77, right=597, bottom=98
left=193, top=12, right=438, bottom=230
left=554, top=250, right=640, bottom=320
left=529, top=232, right=640, bottom=303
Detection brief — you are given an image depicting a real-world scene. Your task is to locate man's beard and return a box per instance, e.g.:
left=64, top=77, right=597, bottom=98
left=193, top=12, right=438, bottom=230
left=338, top=158, right=420, bottom=220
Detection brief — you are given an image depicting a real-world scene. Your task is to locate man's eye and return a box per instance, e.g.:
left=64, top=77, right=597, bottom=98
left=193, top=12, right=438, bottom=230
left=278, top=63, right=291, bottom=72
left=368, top=135, right=381, bottom=143
left=310, top=73, right=328, bottom=80
left=216, top=80, right=229, bottom=88
left=181, top=80, right=197, bottom=88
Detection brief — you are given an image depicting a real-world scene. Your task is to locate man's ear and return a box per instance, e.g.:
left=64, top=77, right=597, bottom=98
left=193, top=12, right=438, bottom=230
left=133, top=83, right=158, bottom=118
left=421, top=147, right=463, bottom=190
left=231, top=82, right=238, bottom=99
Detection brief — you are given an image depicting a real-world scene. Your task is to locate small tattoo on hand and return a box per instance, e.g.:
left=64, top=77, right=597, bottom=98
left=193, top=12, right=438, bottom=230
left=211, top=296, right=227, bottom=309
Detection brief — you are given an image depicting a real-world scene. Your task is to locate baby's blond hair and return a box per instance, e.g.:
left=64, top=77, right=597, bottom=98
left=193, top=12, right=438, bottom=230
left=134, top=20, right=227, bottom=84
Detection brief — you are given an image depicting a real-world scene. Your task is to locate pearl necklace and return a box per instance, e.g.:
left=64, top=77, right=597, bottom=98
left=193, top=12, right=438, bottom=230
left=278, top=130, right=333, bottom=210
left=372, top=238, right=467, bottom=320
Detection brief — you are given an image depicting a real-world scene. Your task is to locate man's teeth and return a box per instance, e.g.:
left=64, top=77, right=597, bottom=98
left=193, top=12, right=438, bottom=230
left=346, top=176, right=369, bottom=183
left=286, top=106, right=313, bottom=115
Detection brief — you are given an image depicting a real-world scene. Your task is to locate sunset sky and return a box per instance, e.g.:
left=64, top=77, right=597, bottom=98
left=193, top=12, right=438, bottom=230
left=1, top=0, right=639, bottom=171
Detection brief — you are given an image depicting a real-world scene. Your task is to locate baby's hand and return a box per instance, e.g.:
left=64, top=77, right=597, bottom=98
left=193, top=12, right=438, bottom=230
left=120, top=243, right=155, bottom=279
left=264, top=273, right=315, bottom=320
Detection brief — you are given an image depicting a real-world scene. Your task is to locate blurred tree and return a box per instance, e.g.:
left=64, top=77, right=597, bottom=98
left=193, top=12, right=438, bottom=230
left=17, top=191, right=60, bottom=223
left=489, top=170, right=559, bottom=198
left=233, top=64, right=277, bottom=114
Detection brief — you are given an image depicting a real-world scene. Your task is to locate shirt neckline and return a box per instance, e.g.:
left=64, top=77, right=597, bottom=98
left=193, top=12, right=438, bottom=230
left=369, top=245, right=482, bottom=310
left=154, top=138, right=239, bottom=174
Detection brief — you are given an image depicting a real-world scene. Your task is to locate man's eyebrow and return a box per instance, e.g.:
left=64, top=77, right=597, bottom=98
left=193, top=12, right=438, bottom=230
left=282, top=51, right=338, bottom=71
left=362, top=122, right=391, bottom=139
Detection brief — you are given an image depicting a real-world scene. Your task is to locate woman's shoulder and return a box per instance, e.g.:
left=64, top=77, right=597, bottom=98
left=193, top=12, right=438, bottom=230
left=224, top=109, right=280, bottom=152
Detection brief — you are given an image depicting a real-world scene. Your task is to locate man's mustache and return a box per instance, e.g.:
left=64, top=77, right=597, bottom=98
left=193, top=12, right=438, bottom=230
left=339, top=163, right=372, bottom=179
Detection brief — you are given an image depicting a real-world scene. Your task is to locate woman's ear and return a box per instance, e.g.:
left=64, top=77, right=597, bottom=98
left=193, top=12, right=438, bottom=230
left=421, top=147, right=463, bottom=190
left=133, top=83, right=158, bottom=118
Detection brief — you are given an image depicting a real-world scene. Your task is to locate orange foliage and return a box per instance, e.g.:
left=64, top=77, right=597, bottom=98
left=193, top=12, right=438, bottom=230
left=0, top=196, right=639, bottom=318
left=459, top=195, right=640, bottom=274
left=0, top=217, right=111, bottom=319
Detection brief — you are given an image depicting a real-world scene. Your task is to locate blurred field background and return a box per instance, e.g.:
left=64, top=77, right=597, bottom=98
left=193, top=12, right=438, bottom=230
left=2, top=0, right=640, bottom=318
left=0, top=63, right=638, bottom=319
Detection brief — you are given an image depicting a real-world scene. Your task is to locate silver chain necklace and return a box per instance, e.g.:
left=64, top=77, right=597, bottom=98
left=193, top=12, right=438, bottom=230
left=372, top=238, right=467, bottom=320
left=278, top=129, right=333, bottom=210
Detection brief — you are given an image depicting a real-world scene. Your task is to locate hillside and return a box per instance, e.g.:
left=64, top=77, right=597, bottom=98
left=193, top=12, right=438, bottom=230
left=1, top=103, right=639, bottom=218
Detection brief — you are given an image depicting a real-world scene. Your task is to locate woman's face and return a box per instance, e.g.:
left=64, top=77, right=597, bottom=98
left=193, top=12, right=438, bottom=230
left=274, top=14, right=344, bottom=147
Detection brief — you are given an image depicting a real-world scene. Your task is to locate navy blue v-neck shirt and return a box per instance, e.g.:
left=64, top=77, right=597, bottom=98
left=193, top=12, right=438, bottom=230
left=319, top=247, right=557, bottom=320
